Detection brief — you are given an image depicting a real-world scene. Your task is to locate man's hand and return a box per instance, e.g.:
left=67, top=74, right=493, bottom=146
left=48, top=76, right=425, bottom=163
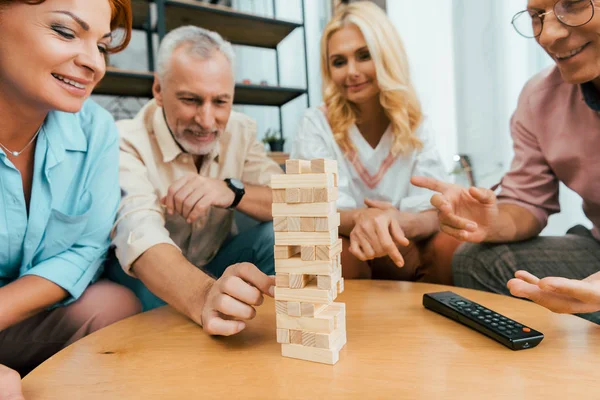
left=198, top=263, right=275, bottom=336
left=161, top=175, right=235, bottom=223
left=410, top=176, right=498, bottom=242
left=508, top=270, right=600, bottom=314
left=348, top=198, right=410, bottom=267
left=0, top=365, right=24, bottom=400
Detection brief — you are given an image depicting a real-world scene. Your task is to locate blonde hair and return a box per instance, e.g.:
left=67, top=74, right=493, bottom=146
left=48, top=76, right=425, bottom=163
left=321, top=1, right=423, bottom=156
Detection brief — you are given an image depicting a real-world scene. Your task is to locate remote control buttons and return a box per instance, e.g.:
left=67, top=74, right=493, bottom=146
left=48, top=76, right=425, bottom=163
left=522, top=327, right=531, bottom=333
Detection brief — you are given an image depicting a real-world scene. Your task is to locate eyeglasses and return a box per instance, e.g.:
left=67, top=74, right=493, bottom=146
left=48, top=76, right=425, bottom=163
left=511, top=0, right=595, bottom=38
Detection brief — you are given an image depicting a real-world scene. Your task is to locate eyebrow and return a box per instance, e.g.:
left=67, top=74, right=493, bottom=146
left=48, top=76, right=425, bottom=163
left=329, top=46, right=369, bottom=60
left=176, top=91, right=232, bottom=100
left=52, top=11, right=112, bottom=39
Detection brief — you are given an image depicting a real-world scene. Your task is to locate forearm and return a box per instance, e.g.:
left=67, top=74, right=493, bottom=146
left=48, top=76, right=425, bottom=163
left=131, top=243, right=213, bottom=324
left=0, top=276, right=67, bottom=331
left=236, top=184, right=273, bottom=222
left=339, top=209, right=363, bottom=236
left=484, top=203, right=543, bottom=242
left=403, top=210, right=439, bottom=241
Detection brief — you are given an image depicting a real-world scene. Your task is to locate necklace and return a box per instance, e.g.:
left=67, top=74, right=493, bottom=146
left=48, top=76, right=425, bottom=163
left=0, top=125, right=43, bottom=157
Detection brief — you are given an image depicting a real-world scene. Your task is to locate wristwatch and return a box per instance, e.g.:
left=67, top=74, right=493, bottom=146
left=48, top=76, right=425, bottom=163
left=224, top=178, right=245, bottom=209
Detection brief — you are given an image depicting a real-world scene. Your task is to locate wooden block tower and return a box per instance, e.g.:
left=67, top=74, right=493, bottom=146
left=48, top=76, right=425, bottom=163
left=271, top=158, right=346, bottom=365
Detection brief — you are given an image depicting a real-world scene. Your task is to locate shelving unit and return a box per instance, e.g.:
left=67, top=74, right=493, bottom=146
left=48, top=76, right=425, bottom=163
left=96, top=0, right=310, bottom=162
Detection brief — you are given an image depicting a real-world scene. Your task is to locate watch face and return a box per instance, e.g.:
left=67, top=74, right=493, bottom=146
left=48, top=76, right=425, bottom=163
left=229, top=178, right=244, bottom=190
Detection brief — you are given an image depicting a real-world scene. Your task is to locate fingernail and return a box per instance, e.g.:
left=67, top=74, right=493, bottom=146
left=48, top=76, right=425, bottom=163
left=186, top=218, right=191, bottom=223
left=268, top=285, right=275, bottom=297
left=168, top=209, right=173, bottom=215
left=466, top=223, right=477, bottom=230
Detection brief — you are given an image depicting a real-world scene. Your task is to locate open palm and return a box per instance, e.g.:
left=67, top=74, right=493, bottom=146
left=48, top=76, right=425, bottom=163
left=411, top=176, right=499, bottom=243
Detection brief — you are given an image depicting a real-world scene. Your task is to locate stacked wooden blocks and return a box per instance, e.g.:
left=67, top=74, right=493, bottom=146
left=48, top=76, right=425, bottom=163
left=271, top=158, right=346, bottom=365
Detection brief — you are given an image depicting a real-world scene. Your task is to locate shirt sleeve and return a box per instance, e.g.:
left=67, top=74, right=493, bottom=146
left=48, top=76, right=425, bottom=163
left=239, top=118, right=284, bottom=185
left=110, top=133, right=180, bottom=276
left=399, top=119, right=449, bottom=213
left=290, top=110, right=356, bottom=210
left=23, top=111, right=121, bottom=305
left=496, top=84, right=560, bottom=229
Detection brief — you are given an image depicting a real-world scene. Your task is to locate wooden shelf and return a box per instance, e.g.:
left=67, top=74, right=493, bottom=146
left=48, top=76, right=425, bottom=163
left=94, top=68, right=307, bottom=107
left=268, top=152, right=289, bottom=165
left=132, top=0, right=151, bottom=30
left=162, top=0, right=301, bottom=48
left=95, top=68, right=154, bottom=98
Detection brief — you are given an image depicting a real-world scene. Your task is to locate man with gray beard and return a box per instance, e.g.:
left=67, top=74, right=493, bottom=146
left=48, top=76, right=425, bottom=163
left=108, top=26, right=282, bottom=336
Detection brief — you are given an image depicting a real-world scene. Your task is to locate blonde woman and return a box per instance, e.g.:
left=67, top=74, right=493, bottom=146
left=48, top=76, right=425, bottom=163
left=291, top=1, right=456, bottom=281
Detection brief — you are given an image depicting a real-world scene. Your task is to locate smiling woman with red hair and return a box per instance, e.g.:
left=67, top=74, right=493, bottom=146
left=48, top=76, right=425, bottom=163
left=0, top=0, right=139, bottom=396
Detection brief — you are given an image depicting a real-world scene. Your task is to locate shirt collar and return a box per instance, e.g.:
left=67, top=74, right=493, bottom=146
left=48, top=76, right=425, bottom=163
left=43, top=109, right=88, bottom=169
left=580, top=82, right=600, bottom=111
left=151, top=101, right=220, bottom=164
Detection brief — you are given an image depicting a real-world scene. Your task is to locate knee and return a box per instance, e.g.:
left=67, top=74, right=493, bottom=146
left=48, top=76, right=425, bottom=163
left=452, top=243, right=493, bottom=285
left=73, top=281, right=142, bottom=331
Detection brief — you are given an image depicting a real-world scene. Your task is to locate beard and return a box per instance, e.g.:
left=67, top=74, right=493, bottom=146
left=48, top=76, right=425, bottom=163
left=174, top=128, right=220, bottom=156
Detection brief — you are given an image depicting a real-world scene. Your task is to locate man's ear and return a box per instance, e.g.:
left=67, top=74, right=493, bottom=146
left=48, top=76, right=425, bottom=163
left=153, top=74, right=163, bottom=107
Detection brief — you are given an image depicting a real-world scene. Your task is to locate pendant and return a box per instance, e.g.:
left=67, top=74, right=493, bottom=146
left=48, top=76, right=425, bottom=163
left=12, top=151, right=19, bottom=156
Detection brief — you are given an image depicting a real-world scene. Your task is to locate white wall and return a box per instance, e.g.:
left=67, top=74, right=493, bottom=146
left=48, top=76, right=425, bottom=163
left=386, top=0, right=458, bottom=173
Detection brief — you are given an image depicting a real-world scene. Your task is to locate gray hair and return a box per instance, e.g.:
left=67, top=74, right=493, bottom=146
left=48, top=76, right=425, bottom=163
left=156, top=26, right=235, bottom=80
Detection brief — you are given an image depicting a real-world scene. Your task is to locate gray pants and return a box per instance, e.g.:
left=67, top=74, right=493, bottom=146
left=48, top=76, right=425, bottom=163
left=452, top=226, right=600, bottom=323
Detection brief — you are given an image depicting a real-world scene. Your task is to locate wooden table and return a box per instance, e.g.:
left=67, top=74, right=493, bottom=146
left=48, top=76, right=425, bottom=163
left=22, top=281, right=600, bottom=399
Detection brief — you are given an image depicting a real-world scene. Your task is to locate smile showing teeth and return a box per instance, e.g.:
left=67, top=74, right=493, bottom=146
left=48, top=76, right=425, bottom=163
left=556, top=44, right=587, bottom=60
left=52, top=73, right=86, bottom=89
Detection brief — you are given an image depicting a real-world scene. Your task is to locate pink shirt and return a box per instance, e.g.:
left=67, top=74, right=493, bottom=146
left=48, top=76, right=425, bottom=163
left=498, top=66, right=600, bottom=241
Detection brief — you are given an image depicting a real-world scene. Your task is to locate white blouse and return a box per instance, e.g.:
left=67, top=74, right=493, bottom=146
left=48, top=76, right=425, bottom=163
left=290, top=107, right=448, bottom=213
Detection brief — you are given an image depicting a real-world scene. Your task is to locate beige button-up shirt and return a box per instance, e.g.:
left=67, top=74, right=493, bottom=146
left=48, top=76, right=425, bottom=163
left=111, top=100, right=282, bottom=274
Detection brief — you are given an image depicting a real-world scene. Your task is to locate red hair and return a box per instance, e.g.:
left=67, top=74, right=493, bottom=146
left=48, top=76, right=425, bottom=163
left=3, top=0, right=132, bottom=53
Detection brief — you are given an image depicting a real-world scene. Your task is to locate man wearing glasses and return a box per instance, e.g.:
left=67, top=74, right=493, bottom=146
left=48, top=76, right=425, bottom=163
left=413, top=0, right=600, bottom=320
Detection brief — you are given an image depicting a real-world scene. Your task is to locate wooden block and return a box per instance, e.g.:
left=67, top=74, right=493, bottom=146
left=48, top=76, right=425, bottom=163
left=285, top=188, right=300, bottom=203
left=317, top=265, right=342, bottom=290
left=272, top=189, right=286, bottom=203
left=289, top=329, right=303, bottom=345
left=301, top=331, right=317, bottom=347
left=315, top=326, right=346, bottom=349
left=272, top=202, right=336, bottom=217
left=276, top=273, right=289, bottom=288
left=310, top=159, right=338, bottom=174
left=271, top=173, right=334, bottom=189
left=289, top=274, right=311, bottom=289
left=275, top=257, right=336, bottom=275
left=285, top=159, right=312, bottom=174
left=316, top=238, right=343, bottom=260
left=281, top=330, right=346, bottom=365
left=276, top=302, right=340, bottom=333
left=337, top=277, right=345, bottom=294
left=275, top=280, right=337, bottom=304
left=315, top=213, right=340, bottom=232
left=300, top=217, right=316, bottom=232
left=273, top=217, right=288, bottom=232
left=317, top=274, right=333, bottom=290
left=275, top=229, right=338, bottom=246
left=299, top=188, right=313, bottom=203
left=277, top=328, right=290, bottom=344
left=274, top=245, right=301, bottom=259
left=333, top=173, right=338, bottom=187
left=287, top=301, right=301, bottom=317
left=275, top=300, right=287, bottom=315
left=301, top=246, right=315, bottom=261
left=313, top=187, right=338, bottom=203
left=301, top=303, right=327, bottom=317
left=287, top=217, right=301, bottom=232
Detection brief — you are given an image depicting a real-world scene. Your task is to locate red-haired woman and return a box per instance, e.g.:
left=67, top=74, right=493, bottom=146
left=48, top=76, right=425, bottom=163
left=0, top=0, right=140, bottom=395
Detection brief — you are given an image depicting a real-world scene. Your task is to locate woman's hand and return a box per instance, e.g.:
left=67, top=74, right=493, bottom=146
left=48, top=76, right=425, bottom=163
left=348, top=199, right=411, bottom=267
left=0, top=364, right=24, bottom=400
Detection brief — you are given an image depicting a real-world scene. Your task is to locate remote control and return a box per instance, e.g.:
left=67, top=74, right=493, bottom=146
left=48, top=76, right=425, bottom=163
left=423, top=291, right=544, bottom=350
